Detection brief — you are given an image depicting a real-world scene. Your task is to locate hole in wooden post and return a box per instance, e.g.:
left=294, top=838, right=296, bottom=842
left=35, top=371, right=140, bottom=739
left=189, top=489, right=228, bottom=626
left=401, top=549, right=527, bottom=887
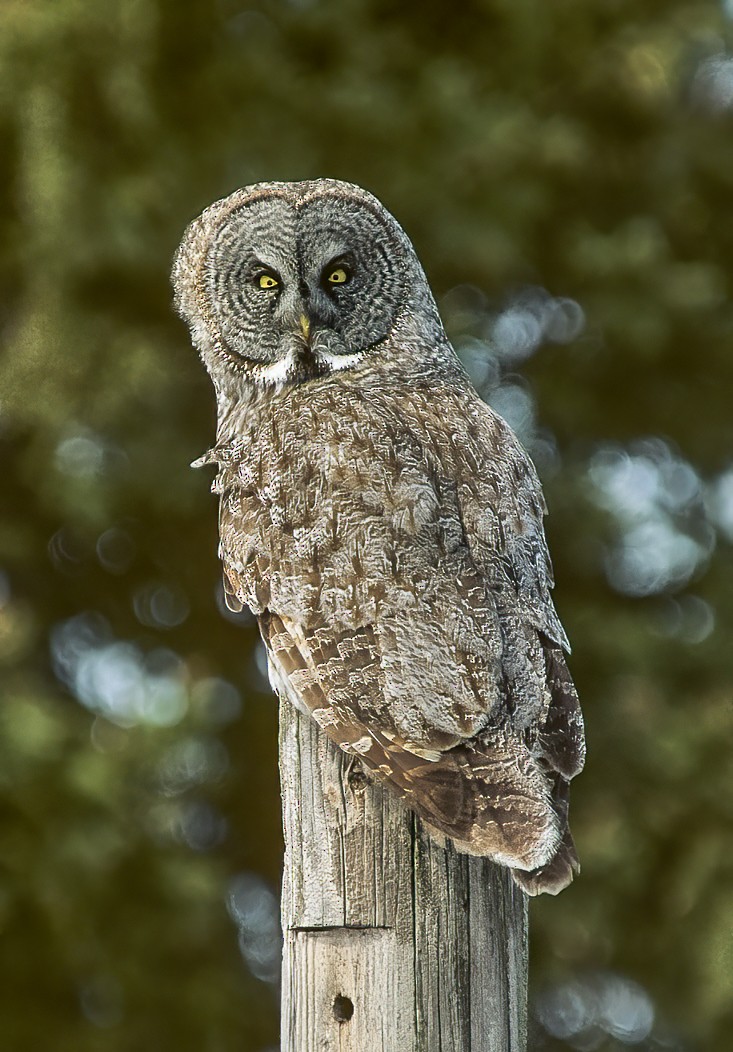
left=332, top=994, right=354, bottom=1023
left=347, top=764, right=369, bottom=792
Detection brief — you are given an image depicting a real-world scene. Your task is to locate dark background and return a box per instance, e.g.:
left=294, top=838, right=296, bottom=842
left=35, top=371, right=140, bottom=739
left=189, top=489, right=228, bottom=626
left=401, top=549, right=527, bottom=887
left=1, top=2, right=732, bottom=1049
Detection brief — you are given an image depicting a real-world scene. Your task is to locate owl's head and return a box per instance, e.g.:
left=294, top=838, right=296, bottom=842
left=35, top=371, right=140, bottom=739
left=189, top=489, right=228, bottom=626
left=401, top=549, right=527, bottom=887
left=172, top=180, right=445, bottom=390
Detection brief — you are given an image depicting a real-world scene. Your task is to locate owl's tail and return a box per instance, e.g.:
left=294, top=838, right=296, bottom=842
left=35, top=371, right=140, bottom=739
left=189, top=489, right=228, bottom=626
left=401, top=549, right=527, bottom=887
left=388, top=737, right=579, bottom=896
left=510, top=777, right=580, bottom=896
left=511, top=827, right=580, bottom=896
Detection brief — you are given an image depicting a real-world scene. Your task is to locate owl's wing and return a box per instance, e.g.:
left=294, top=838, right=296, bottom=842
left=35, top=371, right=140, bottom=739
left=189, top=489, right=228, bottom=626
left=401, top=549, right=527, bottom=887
left=214, top=383, right=584, bottom=894
left=461, top=402, right=585, bottom=752
left=256, top=515, right=581, bottom=895
left=443, top=396, right=585, bottom=892
left=260, top=607, right=566, bottom=880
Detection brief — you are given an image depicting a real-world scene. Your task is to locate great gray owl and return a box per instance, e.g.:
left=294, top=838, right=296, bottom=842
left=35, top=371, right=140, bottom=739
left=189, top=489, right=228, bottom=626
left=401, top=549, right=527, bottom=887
left=172, top=179, right=585, bottom=896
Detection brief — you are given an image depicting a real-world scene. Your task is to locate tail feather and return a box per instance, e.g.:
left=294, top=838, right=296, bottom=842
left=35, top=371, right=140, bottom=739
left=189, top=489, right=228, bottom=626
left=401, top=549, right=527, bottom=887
left=406, top=733, right=563, bottom=872
left=512, top=826, right=580, bottom=896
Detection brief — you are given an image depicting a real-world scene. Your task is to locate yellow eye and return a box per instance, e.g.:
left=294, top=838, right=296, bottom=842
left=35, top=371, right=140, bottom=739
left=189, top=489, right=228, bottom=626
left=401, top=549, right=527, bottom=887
left=257, top=273, right=279, bottom=289
left=327, top=267, right=349, bottom=285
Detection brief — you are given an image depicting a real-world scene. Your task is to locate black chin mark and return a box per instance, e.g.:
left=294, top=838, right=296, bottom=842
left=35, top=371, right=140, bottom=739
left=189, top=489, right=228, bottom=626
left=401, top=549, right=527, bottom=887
left=289, top=344, right=331, bottom=383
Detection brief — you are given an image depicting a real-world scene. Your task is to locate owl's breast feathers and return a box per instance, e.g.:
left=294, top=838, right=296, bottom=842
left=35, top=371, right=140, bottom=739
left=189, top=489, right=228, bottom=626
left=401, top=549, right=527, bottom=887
left=212, top=373, right=585, bottom=895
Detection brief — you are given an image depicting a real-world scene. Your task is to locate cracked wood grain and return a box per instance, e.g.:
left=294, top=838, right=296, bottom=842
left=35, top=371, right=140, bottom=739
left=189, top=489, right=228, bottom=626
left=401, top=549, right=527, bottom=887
left=279, top=699, right=528, bottom=1051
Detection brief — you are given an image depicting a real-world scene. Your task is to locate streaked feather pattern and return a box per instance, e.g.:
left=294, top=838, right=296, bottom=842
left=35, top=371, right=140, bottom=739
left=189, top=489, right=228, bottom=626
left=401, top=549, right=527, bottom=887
left=174, top=179, right=584, bottom=894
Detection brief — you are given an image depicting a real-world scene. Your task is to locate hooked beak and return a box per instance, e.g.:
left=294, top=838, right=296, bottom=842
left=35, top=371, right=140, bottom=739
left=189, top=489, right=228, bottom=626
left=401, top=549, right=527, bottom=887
left=299, top=314, right=311, bottom=343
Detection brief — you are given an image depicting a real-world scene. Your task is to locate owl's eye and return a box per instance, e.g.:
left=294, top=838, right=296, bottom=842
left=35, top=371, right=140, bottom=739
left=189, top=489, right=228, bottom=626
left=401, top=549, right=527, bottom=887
left=256, top=272, right=280, bottom=290
left=325, top=266, right=350, bottom=286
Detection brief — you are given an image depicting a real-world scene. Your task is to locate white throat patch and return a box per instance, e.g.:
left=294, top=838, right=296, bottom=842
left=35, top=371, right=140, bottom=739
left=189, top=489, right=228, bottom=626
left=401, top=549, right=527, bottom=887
left=252, top=348, right=365, bottom=389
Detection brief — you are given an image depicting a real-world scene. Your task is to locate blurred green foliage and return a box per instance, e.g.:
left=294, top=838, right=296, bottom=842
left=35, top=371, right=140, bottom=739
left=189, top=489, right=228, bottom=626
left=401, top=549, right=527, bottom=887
left=1, top=1, right=733, bottom=1049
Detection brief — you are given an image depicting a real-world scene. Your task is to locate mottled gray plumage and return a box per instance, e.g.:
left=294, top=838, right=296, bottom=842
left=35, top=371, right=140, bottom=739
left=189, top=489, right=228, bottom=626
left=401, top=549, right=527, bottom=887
left=172, top=179, right=585, bottom=895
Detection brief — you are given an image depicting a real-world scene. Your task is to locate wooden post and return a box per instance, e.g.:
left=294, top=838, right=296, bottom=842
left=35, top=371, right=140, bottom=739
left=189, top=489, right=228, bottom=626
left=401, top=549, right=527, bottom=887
left=279, top=699, right=528, bottom=1052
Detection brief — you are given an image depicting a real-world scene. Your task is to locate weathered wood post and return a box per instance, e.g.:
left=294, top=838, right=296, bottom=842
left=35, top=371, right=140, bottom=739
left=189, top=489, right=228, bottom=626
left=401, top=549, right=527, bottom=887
left=279, top=699, right=528, bottom=1052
